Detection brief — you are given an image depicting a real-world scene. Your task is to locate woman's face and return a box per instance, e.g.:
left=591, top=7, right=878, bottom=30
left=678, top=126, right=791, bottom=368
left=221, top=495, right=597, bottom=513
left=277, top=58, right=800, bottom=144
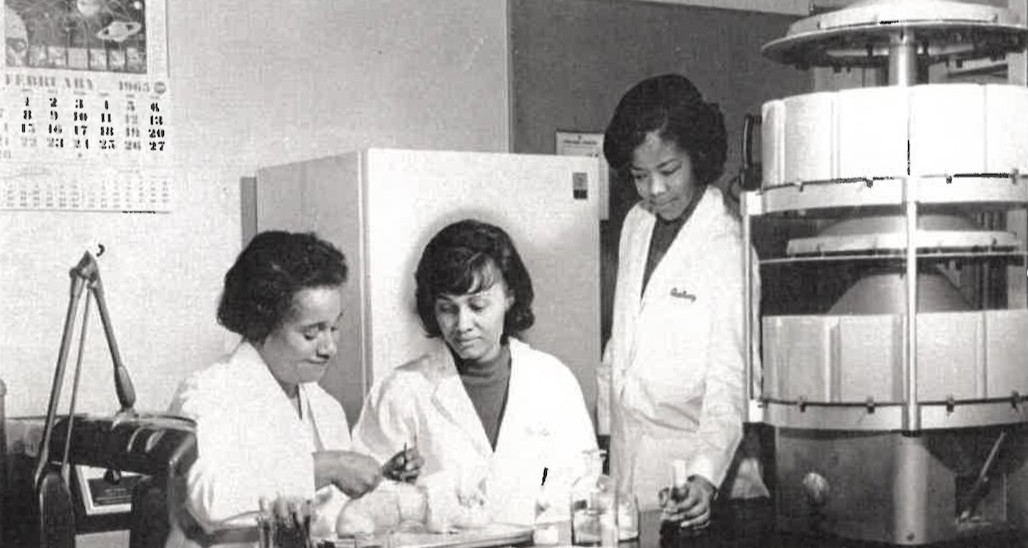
left=629, top=131, right=699, bottom=221
left=433, top=267, right=513, bottom=366
left=257, top=286, right=343, bottom=390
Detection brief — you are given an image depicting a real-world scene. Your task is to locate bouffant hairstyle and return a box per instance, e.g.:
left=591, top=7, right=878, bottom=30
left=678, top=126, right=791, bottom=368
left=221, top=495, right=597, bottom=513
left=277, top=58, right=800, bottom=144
left=217, top=231, right=348, bottom=342
left=414, top=219, right=535, bottom=341
left=603, top=73, right=727, bottom=187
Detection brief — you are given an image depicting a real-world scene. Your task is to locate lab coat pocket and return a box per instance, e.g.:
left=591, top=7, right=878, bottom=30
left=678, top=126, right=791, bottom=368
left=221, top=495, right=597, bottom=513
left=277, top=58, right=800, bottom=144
left=634, top=293, right=709, bottom=402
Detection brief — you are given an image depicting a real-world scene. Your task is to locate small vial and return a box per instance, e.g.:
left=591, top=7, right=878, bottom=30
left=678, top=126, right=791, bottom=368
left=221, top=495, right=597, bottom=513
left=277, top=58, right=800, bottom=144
left=534, top=495, right=560, bottom=546
left=672, top=459, right=688, bottom=491
left=534, top=467, right=561, bottom=546
left=660, top=459, right=711, bottom=548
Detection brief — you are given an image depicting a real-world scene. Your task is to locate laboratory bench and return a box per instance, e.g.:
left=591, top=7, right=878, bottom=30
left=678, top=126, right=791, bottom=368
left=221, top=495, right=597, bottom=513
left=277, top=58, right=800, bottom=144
left=618, top=502, right=1028, bottom=548
left=5, top=413, right=1028, bottom=548
left=5, top=487, right=1028, bottom=548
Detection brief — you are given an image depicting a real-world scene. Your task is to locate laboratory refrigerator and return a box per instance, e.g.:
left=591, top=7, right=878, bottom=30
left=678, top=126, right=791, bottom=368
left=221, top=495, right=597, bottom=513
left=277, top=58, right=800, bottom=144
left=248, top=148, right=603, bottom=426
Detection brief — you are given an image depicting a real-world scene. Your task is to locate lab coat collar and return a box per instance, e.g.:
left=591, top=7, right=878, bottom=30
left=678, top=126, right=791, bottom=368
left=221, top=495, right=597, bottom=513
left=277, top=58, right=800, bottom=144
left=423, top=338, right=531, bottom=459
left=638, top=186, right=719, bottom=305
left=232, top=341, right=316, bottom=446
left=427, top=342, right=494, bottom=458
left=491, top=339, right=529, bottom=456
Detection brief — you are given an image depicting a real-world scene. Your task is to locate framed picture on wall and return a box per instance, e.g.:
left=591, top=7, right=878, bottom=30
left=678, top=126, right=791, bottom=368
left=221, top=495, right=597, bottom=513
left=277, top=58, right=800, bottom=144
left=555, top=130, right=610, bottom=220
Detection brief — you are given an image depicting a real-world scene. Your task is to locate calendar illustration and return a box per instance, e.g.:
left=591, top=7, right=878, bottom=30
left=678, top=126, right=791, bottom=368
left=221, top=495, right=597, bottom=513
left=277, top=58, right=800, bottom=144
left=1, top=0, right=174, bottom=212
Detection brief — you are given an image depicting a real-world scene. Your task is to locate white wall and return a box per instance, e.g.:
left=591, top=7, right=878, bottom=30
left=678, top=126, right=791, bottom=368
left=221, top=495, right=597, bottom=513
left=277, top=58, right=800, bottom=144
left=173, top=0, right=511, bottom=170
left=1, top=0, right=511, bottom=418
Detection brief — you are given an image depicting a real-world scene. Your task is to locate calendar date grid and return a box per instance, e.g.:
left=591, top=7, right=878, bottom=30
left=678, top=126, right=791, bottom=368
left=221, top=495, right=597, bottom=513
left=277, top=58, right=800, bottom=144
left=0, top=90, right=169, bottom=161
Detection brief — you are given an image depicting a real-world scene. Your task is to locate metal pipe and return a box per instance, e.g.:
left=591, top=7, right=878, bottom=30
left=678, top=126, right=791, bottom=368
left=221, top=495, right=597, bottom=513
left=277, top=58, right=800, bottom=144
left=742, top=192, right=754, bottom=417
left=904, top=176, right=920, bottom=432
left=60, top=294, right=91, bottom=484
left=889, top=30, right=918, bottom=86
left=33, top=265, right=88, bottom=489
left=958, top=430, right=1008, bottom=520
left=91, top=276, right=137, bottom=417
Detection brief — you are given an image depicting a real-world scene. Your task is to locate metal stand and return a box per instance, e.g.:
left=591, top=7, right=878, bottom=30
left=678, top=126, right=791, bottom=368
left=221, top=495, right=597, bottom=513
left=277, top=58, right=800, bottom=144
left=33, top=252, right=138, bottom=548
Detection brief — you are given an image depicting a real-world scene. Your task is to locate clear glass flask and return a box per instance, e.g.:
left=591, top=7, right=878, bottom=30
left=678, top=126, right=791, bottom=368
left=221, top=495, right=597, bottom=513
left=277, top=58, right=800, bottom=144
left=569, top=449, right=617, bottom=546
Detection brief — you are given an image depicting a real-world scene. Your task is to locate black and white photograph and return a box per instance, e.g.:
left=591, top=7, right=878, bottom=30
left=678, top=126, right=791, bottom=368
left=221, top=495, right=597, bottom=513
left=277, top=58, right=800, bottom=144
left=2, top=1, right=1028, bottom=548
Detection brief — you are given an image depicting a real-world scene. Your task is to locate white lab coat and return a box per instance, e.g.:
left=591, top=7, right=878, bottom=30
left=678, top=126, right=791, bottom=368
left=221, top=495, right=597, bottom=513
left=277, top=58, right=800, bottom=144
left=353, top=337, right=597, bottom=526
left=597, top=186, right=768, bottom=511
left=165, top=341, right=353, bottom=548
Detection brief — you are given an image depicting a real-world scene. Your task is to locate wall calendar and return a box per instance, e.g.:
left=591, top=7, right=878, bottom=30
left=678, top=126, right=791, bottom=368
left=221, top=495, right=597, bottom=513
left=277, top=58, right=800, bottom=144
left=0, top=0, right=173, bottom=212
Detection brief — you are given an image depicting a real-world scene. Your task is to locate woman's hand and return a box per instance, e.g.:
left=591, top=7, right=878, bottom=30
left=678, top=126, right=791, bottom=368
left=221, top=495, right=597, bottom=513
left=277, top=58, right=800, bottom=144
left=314, top=450, right=382, bottom=498
left=381, top=446, right=424, bottom=483
left=658, top=475, right=716, bottom=530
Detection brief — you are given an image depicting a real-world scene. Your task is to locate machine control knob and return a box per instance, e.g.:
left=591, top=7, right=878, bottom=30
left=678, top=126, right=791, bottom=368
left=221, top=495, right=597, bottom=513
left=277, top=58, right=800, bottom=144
left=802, top=471, right=831, bottom=508
left=103, top=468, right=122, bottom=484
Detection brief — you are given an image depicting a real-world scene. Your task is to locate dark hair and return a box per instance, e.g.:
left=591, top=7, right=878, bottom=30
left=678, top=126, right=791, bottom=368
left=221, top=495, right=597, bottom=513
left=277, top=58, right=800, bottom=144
left=414, top=219, right=535, bottom=341
left=217, top=230, right=348, bottom=342
left=603, top=73, right=727, bottom=187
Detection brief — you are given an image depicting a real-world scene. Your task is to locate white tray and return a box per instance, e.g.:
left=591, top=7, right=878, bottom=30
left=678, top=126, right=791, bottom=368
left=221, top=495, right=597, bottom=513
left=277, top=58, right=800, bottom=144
left=322, top=523, right=533, bottom=548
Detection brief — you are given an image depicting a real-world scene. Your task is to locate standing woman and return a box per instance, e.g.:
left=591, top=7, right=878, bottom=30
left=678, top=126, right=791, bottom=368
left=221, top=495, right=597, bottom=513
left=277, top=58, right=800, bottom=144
left=598, top=74, right=768, bottom=529
left=354, top=219, right=597, bottom=526
left=167, top=231, right=415, bottom=548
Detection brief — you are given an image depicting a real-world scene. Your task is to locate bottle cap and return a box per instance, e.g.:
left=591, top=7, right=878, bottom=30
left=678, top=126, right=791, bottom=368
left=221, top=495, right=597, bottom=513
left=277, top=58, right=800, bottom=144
left=671, top=459, right=688, bottom=487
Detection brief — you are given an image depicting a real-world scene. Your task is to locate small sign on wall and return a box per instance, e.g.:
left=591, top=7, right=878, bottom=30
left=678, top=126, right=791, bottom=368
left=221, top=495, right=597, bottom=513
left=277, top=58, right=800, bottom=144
left=555, top=130, right=609, bottom=220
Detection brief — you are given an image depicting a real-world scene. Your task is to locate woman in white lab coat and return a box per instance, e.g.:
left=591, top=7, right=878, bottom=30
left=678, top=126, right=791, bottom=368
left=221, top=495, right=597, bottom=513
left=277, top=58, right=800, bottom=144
left=598, top=74, right=769, bottom=528
left=166, top=231, right=418, bottom=548
left=353, top=219, right=598, bottom=526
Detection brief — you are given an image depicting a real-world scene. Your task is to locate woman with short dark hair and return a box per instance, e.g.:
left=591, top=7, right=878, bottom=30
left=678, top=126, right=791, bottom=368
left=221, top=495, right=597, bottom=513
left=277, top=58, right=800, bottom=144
left=167, top=230, right=418, bottom=548
left=354, top=219, right=597, bottom=526
left=413, top=219, right=536, bottom=341
left=599, top=74, right=769, bottom=531
left=216, top=230, right=350, bottom=343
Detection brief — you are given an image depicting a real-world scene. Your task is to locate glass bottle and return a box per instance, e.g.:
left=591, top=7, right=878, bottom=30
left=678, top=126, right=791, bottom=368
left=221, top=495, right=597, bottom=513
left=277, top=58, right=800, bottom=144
left=569, top=449, right=617, bottom=547
left=616, top=490, right=640, bottom=542
left=617, top=438, right=641, bottom=544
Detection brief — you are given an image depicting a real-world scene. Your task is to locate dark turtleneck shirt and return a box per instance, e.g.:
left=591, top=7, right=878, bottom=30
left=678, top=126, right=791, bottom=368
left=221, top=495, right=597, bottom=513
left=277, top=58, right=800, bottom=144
left=456, top=345, right=512, bottom=451
left=641, top=186, right=706, bottom=293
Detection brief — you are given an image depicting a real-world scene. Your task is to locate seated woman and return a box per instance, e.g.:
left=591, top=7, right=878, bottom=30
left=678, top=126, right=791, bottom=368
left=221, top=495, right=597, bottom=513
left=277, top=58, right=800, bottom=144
left=166, top=230, right=417, bottom=548
left=353, top=219, right=597, bottom=526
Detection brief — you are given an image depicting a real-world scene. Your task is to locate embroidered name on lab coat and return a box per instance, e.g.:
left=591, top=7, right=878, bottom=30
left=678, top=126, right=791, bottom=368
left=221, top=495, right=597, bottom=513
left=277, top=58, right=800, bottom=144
left=670, top=288, right=697, bottom=302
left=525, top=425, right=552, bottom=437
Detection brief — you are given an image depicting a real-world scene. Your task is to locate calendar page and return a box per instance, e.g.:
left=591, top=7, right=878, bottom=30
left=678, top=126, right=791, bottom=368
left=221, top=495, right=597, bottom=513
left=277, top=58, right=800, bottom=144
left=1, top=0, right=173, bottom=212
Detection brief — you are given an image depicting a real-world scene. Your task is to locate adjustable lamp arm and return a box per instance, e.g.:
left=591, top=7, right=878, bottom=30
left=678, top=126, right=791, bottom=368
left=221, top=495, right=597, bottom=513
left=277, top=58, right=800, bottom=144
left=79, top=259, right=137, bottom=418
left=33, top=252, right=139, bottom=487
left=32, top=255, right=89, bottom=488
